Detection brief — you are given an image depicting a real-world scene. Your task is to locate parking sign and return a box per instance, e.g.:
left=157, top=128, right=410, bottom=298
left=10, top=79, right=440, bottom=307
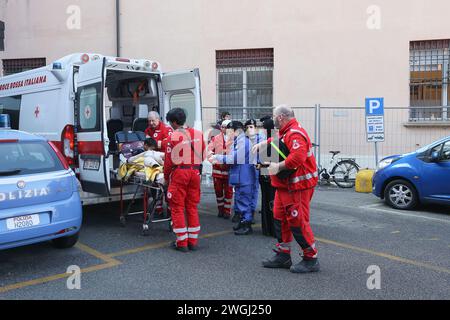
left=365, top=98, right=385, bottom=142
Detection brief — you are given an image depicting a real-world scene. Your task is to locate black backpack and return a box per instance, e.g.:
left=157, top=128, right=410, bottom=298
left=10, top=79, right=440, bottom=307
left=270, top=137, right=297, bottom=180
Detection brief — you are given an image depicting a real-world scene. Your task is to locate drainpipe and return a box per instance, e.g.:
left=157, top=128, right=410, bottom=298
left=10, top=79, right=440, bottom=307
left=116, top=0, right=121, bottom=57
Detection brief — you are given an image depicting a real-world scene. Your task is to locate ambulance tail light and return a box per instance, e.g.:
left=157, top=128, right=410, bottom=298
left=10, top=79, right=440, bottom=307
left=61, top=125, right=75, bottom=166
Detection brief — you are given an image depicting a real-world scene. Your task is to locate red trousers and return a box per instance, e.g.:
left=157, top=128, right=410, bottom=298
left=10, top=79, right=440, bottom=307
left=213, top=177, right=233, bottom=216
left=167, top=169, right=201, bottom=248
left=273, top=188, right=318, bottom=259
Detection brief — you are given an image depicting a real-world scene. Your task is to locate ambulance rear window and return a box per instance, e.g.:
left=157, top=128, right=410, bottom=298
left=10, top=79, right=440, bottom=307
left=0, top=141, right=64, bottom=176
left=78, top=83, right=101, bottom=132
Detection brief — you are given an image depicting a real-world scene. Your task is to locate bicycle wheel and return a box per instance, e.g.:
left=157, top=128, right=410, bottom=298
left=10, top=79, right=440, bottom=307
left=331, top=160, right=359, bottom=188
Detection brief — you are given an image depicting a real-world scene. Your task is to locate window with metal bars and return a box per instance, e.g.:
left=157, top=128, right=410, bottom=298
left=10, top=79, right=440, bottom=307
left=216, top=48, right=273, bottom=122
left=410, top=40, right=449, bottom=121
left=2, top=58, right=46, bottom=76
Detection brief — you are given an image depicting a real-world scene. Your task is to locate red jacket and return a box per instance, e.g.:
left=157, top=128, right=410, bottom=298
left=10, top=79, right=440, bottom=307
left=145, top=122, right=173, bottom=152
left=164, top=127, right=206, bottom=182
left=207, top=133, right=232, bottom=179
left=270, top=119, right=318, bottom=191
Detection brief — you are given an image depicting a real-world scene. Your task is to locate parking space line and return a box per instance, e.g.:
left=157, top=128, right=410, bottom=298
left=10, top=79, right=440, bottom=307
left=0, top=243, right=122, bottom=295
left=2, top=226, right=449, bottom=295
left=316, top=237, right=450, bottom=275
left=313, top=200, right=450, bottom=224
left=357, top=203, right=450, bottom=224
left=0, top=262, right=120, bottom=294
left=108, top=229, right=238, bottom=258
left=0, top=229, right=235, bottom=294
left=108, top=241, right=173, bottom=258
left=75, top=243, right=121, bottom=265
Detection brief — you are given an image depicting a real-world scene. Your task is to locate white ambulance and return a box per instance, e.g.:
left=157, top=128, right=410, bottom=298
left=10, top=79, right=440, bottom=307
left=0, top=53, right=203, bottom=205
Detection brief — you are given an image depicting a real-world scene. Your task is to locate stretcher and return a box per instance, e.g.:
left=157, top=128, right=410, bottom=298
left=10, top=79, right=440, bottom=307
left=112, top=131, right=172, bottom=236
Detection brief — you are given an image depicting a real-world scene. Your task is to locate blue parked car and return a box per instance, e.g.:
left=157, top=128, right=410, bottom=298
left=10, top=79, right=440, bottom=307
left=373, top=136, right=450, bottom=210
left=0, top=115, right=82, bottom=250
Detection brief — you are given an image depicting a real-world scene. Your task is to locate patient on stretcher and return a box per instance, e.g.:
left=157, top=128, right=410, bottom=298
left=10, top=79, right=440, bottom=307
left=127, top=138, right=165, bottom=167
left=119, top=138, right=165, bottom=183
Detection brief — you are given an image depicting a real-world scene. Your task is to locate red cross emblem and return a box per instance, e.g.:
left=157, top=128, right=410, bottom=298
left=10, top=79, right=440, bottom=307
left=85, top=105, right=92, bottom=119
left=34, top=106, right=40, bottom=118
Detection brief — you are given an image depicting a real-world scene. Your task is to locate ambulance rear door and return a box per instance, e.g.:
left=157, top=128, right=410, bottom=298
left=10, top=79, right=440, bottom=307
left=161, top=69, right=202, bottom=131
left=75, top=57, right=111, bottom=196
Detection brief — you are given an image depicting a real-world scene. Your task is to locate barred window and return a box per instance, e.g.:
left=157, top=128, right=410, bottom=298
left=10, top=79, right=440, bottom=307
left=217, top=48, right=273, bottom=121
left=2, top=58, right=46, bottom=76
left=410, top=40, right=449, bottom=121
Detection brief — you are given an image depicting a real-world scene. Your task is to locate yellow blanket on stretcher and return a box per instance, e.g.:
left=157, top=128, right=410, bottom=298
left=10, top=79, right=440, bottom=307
left=118, top=157, right=163, bottom=182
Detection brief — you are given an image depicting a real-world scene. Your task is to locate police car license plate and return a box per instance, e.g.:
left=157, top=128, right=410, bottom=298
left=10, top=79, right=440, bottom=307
left=83, top=159, right=100, bottom=171
left=6, top=214, right=40, bottom=230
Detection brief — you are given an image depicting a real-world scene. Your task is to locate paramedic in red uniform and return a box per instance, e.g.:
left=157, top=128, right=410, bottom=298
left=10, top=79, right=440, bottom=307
left=145, top=111, right=173, bottom=217
left=207, top=119, right=233, bottom=219
left=164, top=108, right=205, bottom=252
left=254, top=105, right=320, bottom=273
left=145, top=111, right=173, bottom=151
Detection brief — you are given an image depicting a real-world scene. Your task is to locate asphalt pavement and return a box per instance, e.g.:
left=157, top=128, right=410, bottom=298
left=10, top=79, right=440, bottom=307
left=0, top=183, right=449, bottom=300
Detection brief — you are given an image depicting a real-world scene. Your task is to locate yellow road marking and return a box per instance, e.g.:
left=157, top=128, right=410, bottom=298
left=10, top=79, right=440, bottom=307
left=0, top=262, right=119, bottom=294
left=316, top=237, right=450, bottom=275
left=108, top=241, right=173, bottom=258
left=108, top=229, right=243, bottom=258
left=0, top=243, right=122, bottom=295
left=75, top=243, right=121, bottom=264
left=2, top=226, right=449, bottom=295
left=0, top=229, right=239, bottom=294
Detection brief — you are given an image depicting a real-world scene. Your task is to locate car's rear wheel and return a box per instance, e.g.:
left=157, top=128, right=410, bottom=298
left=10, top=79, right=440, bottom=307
left=52, top=232, right=79, bottom=249
left=384, top=180, right=418, bottom=210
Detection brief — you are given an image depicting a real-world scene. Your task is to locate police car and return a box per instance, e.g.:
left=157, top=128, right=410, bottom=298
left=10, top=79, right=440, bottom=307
left=0, top=114, right=82, bottom=250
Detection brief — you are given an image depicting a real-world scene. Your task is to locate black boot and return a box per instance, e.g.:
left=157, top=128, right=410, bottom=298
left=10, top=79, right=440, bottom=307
left=262, top=251, right=292, bottom=269
left=218, top=209, right=224, bottom=218
left=234, top=221, right=253, bottom=236
left=232, top=214, right=241, bottom=223
left=233, top=220, right=243, bottom=231
left=290, top=258, right=320, bottom=273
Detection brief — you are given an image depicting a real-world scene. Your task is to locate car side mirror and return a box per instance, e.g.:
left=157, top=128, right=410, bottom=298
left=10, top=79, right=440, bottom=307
left=431, top=151, right=440, bottom=162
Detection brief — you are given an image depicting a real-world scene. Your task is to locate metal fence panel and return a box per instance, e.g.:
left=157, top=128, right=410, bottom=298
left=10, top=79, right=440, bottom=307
left=202, top=105, right=450, bottom=170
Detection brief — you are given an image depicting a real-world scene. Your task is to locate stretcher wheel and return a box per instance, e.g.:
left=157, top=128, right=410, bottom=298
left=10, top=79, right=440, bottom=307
left=142, top=224, right=150, bottom=237
left=120, top=216, right=127, bottom=227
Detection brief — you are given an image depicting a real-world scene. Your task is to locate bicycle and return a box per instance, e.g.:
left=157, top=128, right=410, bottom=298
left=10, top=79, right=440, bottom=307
left=313, top=144, right=360, bottom=188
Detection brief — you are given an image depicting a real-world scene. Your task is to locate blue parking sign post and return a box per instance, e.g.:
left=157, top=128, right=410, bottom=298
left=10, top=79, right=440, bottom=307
left=366, top=98, right=385, bottom=168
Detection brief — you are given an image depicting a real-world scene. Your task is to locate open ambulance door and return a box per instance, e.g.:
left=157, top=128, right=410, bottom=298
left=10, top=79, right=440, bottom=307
left=161, top=69, right=203, bottom=131
left=75, top=57, right=111, bottom=196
